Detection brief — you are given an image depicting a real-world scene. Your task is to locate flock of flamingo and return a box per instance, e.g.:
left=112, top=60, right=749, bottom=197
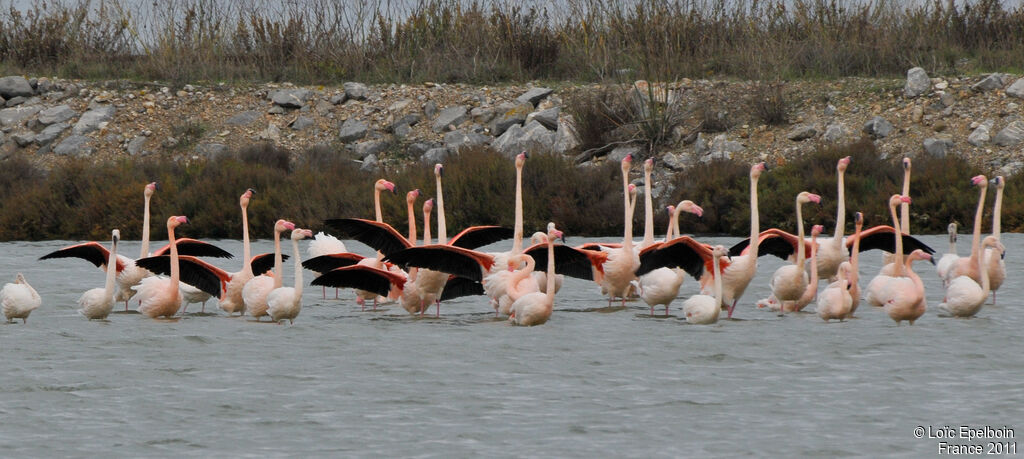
left=0, top=152, right=1008, bottom=327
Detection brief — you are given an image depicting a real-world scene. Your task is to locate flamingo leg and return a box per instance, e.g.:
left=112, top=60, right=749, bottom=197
left=436, top=300, right=441, bottom=317
left=335, top=288, right=339, bottom=299
left=373, top=297, right=378, bottom=311
left=322, top=285, right=326, bottom=299
left=665, top=304, right=670, bottom=316
left=993, top=291, right=997, bottom=305
left=727, top=299, right=738, bottom=318
left=650, top=305, right=654, bottom=316
left=419, top=301, right=426, bottom=316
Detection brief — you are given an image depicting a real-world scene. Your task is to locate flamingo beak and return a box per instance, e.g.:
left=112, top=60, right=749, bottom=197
left=971, top=175, right=986, bottom=186
left=692, top=205, right=704, bottom=218
left=900, top=196, right=912, bottom=203
left=284, top=221, right=296, bottom=231
left=809, top=194, right=822, bottom=204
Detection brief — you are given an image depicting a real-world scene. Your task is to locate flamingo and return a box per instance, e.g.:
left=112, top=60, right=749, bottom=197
left=757, top=224, right=823, bottom=312
left=1, top=273, right=41, bottom=323
left=219, top=188, right=258, bottom=315
left=307, top=232, right=347, bottom=299
left=935, top=223, right=959, bottom=284
left=242, top=219, right=295, bottom=320
left=76, top=230, right=120, bottom=320
left=718, top=162, right=766, bottom=317
left=528, top=231, right=562, bottom=296
left=634, top=199, right=704, bottom=316
left=864, top=195, right=931, bottom=325
left=767, top=191, right=821, bottom=314
left=984, top=176, right=1006, bottom=304
left=133, top=216, right=226, bottom=319
left=882, top=157, right=912, bottom=265
left=865, top=195, right=913, bottom=307
left=267, top=228, right=314, bottom=323
left=944, top=175, right=990, bottom=284
left=815, top=156, right=850, bottom=282
left=599, top=155, right=641, bottom=306
left=509, top=225, right=564, bottom=326
left=846, top=212, right=864, bottom=318
left=816, top=261, right=854, bottom=322
left=505, top=254, right=540, bottom=304
left=681, top=245, right=728, bottom=325
left=483, top=152, right=528, bottom=310
left=938, top=236, right=1004, bottom=318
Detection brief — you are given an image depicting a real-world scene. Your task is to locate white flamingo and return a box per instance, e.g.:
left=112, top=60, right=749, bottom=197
left=768, top=191, right=821, bottom=314
left=77, top=230, right=120, bottom=320
left=267, top=228, right=314, bottom=323
left=815, top=156, right=850, bottom=282
left=1, top=273, right=41, bottom=323
left=939, top=236, right=1004, bottom=318
left=935, top=223, right=959, bottom=284
left=242, top=219, right=295, bottom=320
left=509, top=225, right=564, bottom=326
left=681, top=245, right=728, bottom=325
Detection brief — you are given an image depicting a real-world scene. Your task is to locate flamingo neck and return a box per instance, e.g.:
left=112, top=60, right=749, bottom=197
left=901, top=167, right=911, bottom=234
left=834, top=169, right=846, bottom=241
left=948, top=233, right=957, bottom=254
left=168, top=225, right=180, bottom=285
left=374, top=188, right=383, bottom=223
left=623, top=194, right=635, bottom=250
left=292, top=238, right=303, bottom=299
left=513, top=164, right=524, bottom=253
left=980, top=244, right=991, bottom=293
left=795, top=200, right=806, bottom=269
left=545, top=237, right=556, bottom=303
left=666, top=208, right=679, bottom=240
left=642, top=169, right=654, bottom=247
left=850, top=224, right=862, bottom=284
left=273, top=229, right=284, bottom=289
left=508, top=257, right=535, bottom=298
left=890, top=202, right=904, bottom=276
left=969, top=185, right=987, bottom=264
left=622, top=166, right=631, bottom=243
left=749, top=176, right=760, bottom=257
left=407, top=200, right=417, bottom=246
left=993, top=185, right=1003, bottom=239
left=436, top=174, right=447, bottom=243
left=241, top=204, right=252, bottom=274
left=141, top=195, right=151, bottom=257
left=801, top=239, right=818, bottom=302
left=105, top=239, right=118, bottom=296
left=423, top=209, right=432, bottom=245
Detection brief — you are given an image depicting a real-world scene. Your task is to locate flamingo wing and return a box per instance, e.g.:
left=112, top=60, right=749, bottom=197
left=39, top=242, right=125, bottom=272
left=846, top=226, right=936, bottom=255
left=728, top=229, right=811, bottom=259
left=523, top=243, right=607, bottom=281
left=439, top=276, right=485, bottom=301
left=302, top=253, right=365, bottom=273
left=324, top=218, right=412, bottom=256
left=577, top=242, right=621, bottom=252
left=250, top=253, right=291, bottom=276
left=135, top=255, right=230, bottom=298
left=447, top=226, right=514, bottom=250
left=384, top=245, right=494, bottom=282
left=635, top=236, right=713, bottom=279
left=312, top=266, right=406, bottom=297
left=152, top=238, right=233, bottom=258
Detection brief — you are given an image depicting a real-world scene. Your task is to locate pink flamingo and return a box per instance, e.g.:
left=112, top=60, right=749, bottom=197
left=76, top=229, right=121, bottom=320
left=984, top=176, right=1006, bottom=304
left=509, top=225, right=564, bottom=326
left=939, top=235, right=1004, bottom=318
left=242, top=219, right=295, bottom=320
left=864, top=195, right=930, bottom=325
left=815, top=156, right=850, bottom=282
left=767, top=191, right=821, bottom=314
left=598, top=155, right=641, bottom=306
left=944, top=175, right=989, bottom=284
left=846, top=212, right=864, bottom=317
left=680, top=245, right=729, bottom=324
left=266, top=227, right=314, bottom=323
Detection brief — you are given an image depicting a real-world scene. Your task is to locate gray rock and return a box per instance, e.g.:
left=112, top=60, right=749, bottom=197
left=289, top=115, right=315, bottom=130
left=267, top=106, right=286, bottom=115
left=338, top=118, right=368, bottom=143
left=37, top=104, right=76, bottom=125
left=993, top=120, right=1024, bottom=147
left=607, top=145, right=643, bottom=164
left=34, top=122, right=69, bottom=146
left=661, top=152, right=694, bottom=171
left=822, top=123, right=846, bottom=142
left=388, top=99, right=413, bottom=112
left=967, top=121, right=993, bottom=147
left=407, top=142, right=435, bottom=157
left=904, top=67, right=930, bottom=98
left=516, top=87, right=553, bottom=106
left=257, top=123, right=280, bottom=142
left=53, top=135, right=93, bottom=156
left=491, top=121, right=556, bottom=157
left=329, top=93, right=346, bottom=105
left=701, top=150, right=733, bottom=164
left=552, top=119, right=579, bottom=153
left=126, top=135, right=148, bottom=155
left=422, top=147, right=451, bottom=164
left=10, top=131, right=34, bottom=147
left=5, top=96, right=26, bottom=107
left=938, top=92, right=957, bottom=108
left=999, top=161, right=1024, bottom=177
left=824, top=104, right=836, bottom=116
left=0, top=76, right=33, bottom=98
left=862, top=116, right=894, bottom=139
left=225, top=110, right=262, bottom=126
left=196, top=142, right=228, bottom=159
left=471, top=107, right=496, bottom=124
left=351, top=140, right=389, bottom=159
left=922, top=137, right=954, bottom=157
left=72, top=105, right=115, bottom=135
left=488, top=103, right=532, bottom=136
left=360, top=154, right=379, bottom=172
left=389, top=113, right=422, bottom=132
left=314, top=100, right=334, bottom=115
left=432, top=105, right=468, bottom=133
left=393, top=123, right=411, bottom=139
left=1007, top=78, right=1024, bottom=99
left=696, top=133, right=744, bottom=156
left=786, top=124, right=817, bottom=141
left=972, top=73, right=1008, bottom=91
left=269, top=89, right=312, bottom=108
left=162, top=136, right=180, bottom=149
left=0, top=105, right=42, bottom=127
left=423, top=101, right=438, bottom=118
left=443, top=130, right=491, bottom=151
left=343, top=82, right=369, bottom=101
left=526, top=107, right=559, bottom=130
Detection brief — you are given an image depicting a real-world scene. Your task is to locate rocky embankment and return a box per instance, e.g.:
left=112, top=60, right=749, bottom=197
left=1, top=70, right=1023, bottom=177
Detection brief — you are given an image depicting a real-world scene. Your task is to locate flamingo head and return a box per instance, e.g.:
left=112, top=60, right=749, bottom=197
left=515, top=151, right=528, bottom=167
left=621, top=154, right=633, bottom=172
left=275, top=219, right=295, bottom=233
left=112, top=229, right=120, bottom=243
left=908, top=249, right=934, bottom=265
left=644, top=158, right=654, bottom=173
left=666, top=205, right=675, bottom=216
left=14, top=273, right=26, bottom=284
left=902, top=157, right=911, bottom=170
left=434, top=163, right=444, bottom=177
left=992, top=175, right=1004, bottom=189
left=291, top=228, right=313, bottom=240
left=971, top=174, right=988, bottom=187
left=530, top=231, right=546, bottom=244
left=838, top=155, right=851, bottom=171
left=406, top=188, right=421, bottom=204
left=948, top=223, right=958, bottom=243
left=240, top=188, right=255, bottom=207
left=854, top=211, right=864, bottom=226
left=711, top=244, right=729, bottom=261
left=144, top=181, right=158, bottom=197
left=547, top=224, right=564, bottom=243
left=168, top=216, right=188, bottom=228
left=750, top=161, right=767, bottom=179
left=376, top=179, right=396, bottom=194
left=798, top=191, right=821, bottom=205
left=811, top=224, right=824, bottom=237
left=678, top=200, right=703, bottom=218
left=423, top=198, right=434, bottom=214
left=982, top=235, right=1005, bottom=254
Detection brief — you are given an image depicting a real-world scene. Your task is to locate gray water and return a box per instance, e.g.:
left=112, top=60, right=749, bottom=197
left=1, top=234, right=1021, bottom=457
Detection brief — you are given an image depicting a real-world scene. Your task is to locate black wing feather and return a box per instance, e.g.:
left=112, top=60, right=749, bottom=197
left=635, top=244, right=705, bottom=279
left=384, top=247, right=484, bottom=281
left=524, top=245, right=597, bottom=281
left=39, top=243, right=109, bottom=268
left=135, top=256, right=223, bottom=297
left=727, top=238, right=750, bottom=258
left=172, top=239, right=234, bottom=259
left=852, top=233, right=936, bottom=256
left=302, top=254, right=363, bottom=273
left=324, top=218, right=410, bottom=256
left=249, top=253, right=290, bottom=276
left=311, top=268, right=393, bottom=297
left=448, top=226, right=514, bottom=250
left=757, top=236, right=798, bottom=260
left=439, top=276, right=485, bottom=301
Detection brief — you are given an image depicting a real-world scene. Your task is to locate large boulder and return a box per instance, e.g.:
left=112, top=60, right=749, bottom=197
left=822, top=123, right=847, bottom=143
left=552, top=119, right=579, bottom=153
left=526, top=107, right=559, bottom=130
left=225, top=110, right=262, bottom=126
left=786, top=124, right=817, bottom=141
left=338, top=118, right=368, bottom=143
left=967, top=120, right=995, bottom=147
left=37, top=105, right=76, bottom=125
left=661, top=151, right=694, bottom=171
left=862, top=116, right=894, bottom=139
left=488, top=103, right=532, bottom=136
left=904, top=67, right=930, bottom=98
left=993, top=120, right=1024, bottom=147
left=972, top=73, right=1008, bottom=92
left=443, top=130, right=491, bottom=151
left=516, top=87, right=553, bottom=107
left=72, top=105, right=115, bottom=135
left=343, top=82, right=369, bottom=101
left=34, top=122, right=70, bottom=146
left=351, top=140, right=389, bottom=159
left=269, top=89, right=312, bottom=108
left=922, top=137, right=954, bottom=157
left=0, top=105, right=42, bottom=127
left=1007, top=78, right=1024, bottom=99
left=491, top=120, right=555, bottom=157
left=53, top=135, right=93, bottom=156
left=421, top=147, right=451, bottom=164
left=0, top=76, right=33, bottom=99
left=431, top=105, right=468, bottom=132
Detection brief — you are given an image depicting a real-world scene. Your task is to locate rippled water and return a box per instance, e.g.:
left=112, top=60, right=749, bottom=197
left=2, top=234, right=1022, bottom=457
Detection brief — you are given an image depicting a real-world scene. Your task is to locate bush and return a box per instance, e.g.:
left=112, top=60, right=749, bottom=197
left=748, top=82, right=790, bottom=126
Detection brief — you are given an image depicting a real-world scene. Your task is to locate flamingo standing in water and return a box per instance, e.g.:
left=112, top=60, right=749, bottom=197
left=76, top=230, right=121, bottom=320
left=509, top=225, right=564, bottom=326
left=882, top=157, right=913, bottom=265
left=815, top=156, right=850, bottom=282
left=134, top=216, right=227, bottom=319
left=935, top=223, right=959, bottom=284
left=939, top=235, right=1004, bottom=318
left=220, top=189, right=258, bottom=315
left=944, top=175, right=990, bottom=284
left=864, top=195, right=930, bottom=325
left=767, top=191, right=821, bottom=314
left=243, top=219, right=295, bottom=320
left=267, top=228, right=314, bottom=323
left=483, top=152, right=528, bottom=311
left=984, top=176, right=1006, bottom=304
left=1, top=273, right=41, bottom=323
left=681, top=245, right=729, bottom=325
left=772, top=225, right=823, bottom=313
left=846, top=212, right=864, bottom=318
left=718, top=163, right=766, bottom=317
left=634, top=200, right=704, bottom=316
left=599, top=155, right=641, bottom=306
